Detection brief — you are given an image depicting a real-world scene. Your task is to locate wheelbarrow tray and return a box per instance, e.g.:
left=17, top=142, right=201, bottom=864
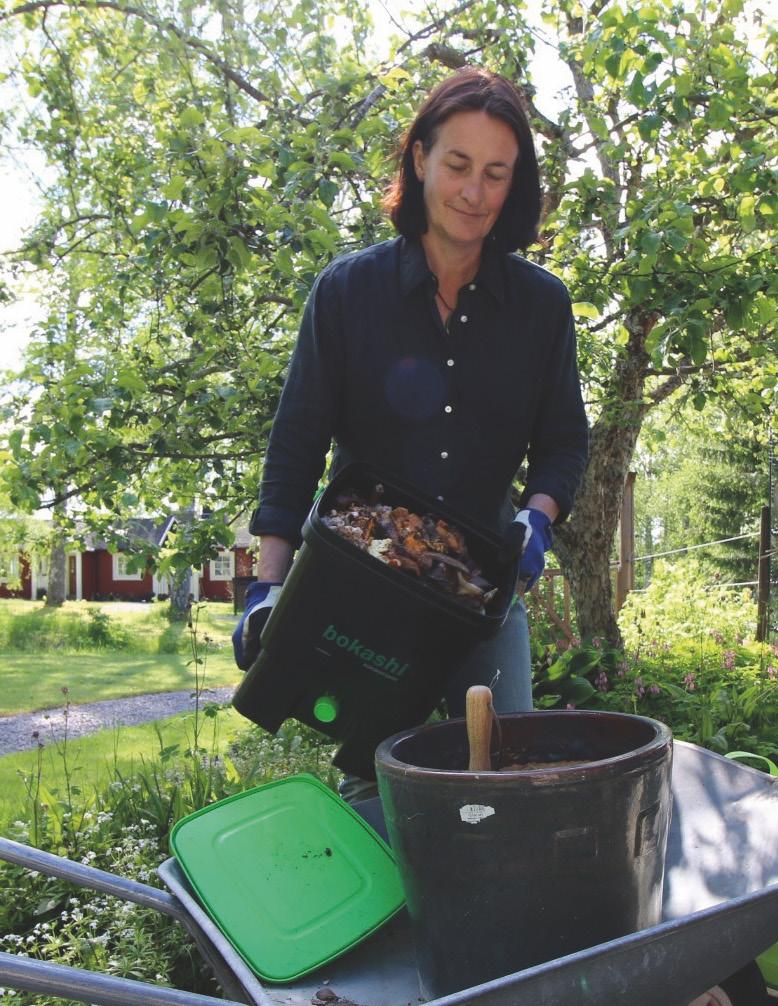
left=2, top=740, right=778, bottom=1006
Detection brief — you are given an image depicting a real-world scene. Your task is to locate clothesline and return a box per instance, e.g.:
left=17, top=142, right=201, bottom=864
left=629, top=532, right=760, bottom=564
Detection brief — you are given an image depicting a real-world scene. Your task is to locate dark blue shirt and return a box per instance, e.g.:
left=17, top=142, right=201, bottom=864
left=251, top=236, right=588, bottom=545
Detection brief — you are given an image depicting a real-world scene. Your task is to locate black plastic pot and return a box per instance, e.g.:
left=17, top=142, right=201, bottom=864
left=374, top=710, right=673, bottom=999
left=232, top=463, right=519, bottom=779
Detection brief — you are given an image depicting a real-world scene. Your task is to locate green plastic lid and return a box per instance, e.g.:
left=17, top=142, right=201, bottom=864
left=170, top=774, right=404, bottom=982
left=313, top=695, right=339, bottom=723
left=758, top=942, right=778, bottom=989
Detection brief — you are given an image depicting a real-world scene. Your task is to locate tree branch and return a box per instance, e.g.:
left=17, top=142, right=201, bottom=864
left=2, top=0, right=271, bottom=104
left=394, top=0, right=480, bottom=56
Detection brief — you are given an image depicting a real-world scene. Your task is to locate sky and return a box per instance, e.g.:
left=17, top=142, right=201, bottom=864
left=1, top=161, right=46, bottom=373
left=0, top=3, right=564, bottom=374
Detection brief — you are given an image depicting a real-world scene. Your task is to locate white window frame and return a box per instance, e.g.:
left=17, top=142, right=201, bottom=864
left=112, top=553, right=143, bottom=581
left=0, top=553, right=20, bottom=583
left=209, top=551, right=235, bottom=581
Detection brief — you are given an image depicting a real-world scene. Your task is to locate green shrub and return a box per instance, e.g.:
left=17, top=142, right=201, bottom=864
left=0, top=600, right=234, bottom=656
left=618, top=557, right=757, bottom=653
left=0, top=707, right=339, bottom=1002
left=524, top=559, right=778, bottom=760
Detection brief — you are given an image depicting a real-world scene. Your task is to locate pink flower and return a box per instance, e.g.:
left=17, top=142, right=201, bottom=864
left=649, top=683, right=661, bottom=696
left=566, top=702, right=576, bottom=709
left=767, top=666, right=777, bottom=681
left=595, top=670, right=609, bottom=692
left=722, top=650, right=736, bottom=671
left=592, top=637, right=602, bottom=649
left=634, top=676, right=645, bottom=699
left=683, top=672, right=696, bottom=691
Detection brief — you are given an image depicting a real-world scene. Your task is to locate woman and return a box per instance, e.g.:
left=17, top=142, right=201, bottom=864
left=235, top=67, right=589, bottom=797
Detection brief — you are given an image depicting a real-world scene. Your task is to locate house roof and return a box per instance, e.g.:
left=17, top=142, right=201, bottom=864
left=84, top=514, right=255, bottom=552
left=84, top=515, right=177, bottom=551
left=232, top=526, right=255, bottom=549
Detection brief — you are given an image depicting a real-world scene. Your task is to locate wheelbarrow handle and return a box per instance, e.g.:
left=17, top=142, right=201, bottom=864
left=0, top=950, right=247, bottom=1006
left=0, top=836, right=185, bottom=921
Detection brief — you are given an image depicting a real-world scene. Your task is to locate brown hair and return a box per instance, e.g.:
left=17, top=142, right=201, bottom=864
left=383, top=67, right=541, bottom=252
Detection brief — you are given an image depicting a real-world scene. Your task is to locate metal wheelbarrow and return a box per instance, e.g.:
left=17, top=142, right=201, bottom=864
left=2, top=740, right=778, bottom=1006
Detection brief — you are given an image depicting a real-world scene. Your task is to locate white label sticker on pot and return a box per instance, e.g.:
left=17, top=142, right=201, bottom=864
left=459, top=804, right=495, bottom=825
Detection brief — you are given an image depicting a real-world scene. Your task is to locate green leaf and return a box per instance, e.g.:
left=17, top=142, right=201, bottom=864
left=222, top=126, right=264, bottom=144
left=116, top=369, right=146, bottom=395
left=318, top=178, right=339, bottom=206
left=179, top=107, right=205, bottom=128
left=253, top=160, right=277, bottom=180
left=688, top=325, right=708, bottom=366
left=34, top=897, right=61, bottom=916
left=738, top=194, right=756, bottom=232
left=675, top=73, right=694, bottom=97
left=380, top=66, right=410, bottom=92
left=329, top=151, right=357, bottom=171
left=162, top=176, right=187, bottom=201
left=641, top=232, right=662, bottom=255
left=572, top=302, right=600, bottom=320
left=637, top=114, right=662, bottom=142
left=645, top=321, right=667, bottom=355
left=566, top=676, right=597, bottom=705
left=544, top=653, right=573, bottom=683
left=8, top=429, right=24, bottom=458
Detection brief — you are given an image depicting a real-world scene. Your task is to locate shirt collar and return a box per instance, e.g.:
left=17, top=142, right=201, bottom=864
left=398, top=235, right=507, bottom=304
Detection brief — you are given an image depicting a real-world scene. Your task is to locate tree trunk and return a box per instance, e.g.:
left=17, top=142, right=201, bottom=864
left=169, top=568, right=192, bottom=620
left=555, top=423, right=638, bottom=645
left=555, top=312, right=655, bottom=647
left=46, top=539, right=67, bottom=607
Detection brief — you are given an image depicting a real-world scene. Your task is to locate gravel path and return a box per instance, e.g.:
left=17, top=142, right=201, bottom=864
left=0, top=687, right=236, bottom=756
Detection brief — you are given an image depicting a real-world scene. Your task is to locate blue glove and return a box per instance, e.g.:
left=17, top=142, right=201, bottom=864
left=232, top=580, right=283, bottom=670
left=503, top=508, right=553, bottom=591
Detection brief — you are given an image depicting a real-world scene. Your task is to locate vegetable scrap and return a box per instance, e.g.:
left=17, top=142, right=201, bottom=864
left=321, top=486, right=498, bottom=612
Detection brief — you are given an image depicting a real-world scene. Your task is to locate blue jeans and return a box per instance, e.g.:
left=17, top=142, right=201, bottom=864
left=339, top=600, right=532, bottom=804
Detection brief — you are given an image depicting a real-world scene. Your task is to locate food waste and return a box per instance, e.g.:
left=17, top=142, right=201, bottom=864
left=321, top=486, right=498, bottom=612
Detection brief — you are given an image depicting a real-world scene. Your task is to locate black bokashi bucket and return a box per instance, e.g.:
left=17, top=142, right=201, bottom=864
left=232, top=463, right=519, bottom=779
left=374, top=710, right=673, bottom=999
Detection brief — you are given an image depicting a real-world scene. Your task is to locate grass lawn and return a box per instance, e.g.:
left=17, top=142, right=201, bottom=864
left=0, top=598, right=242, bottom=714
left=0, top=650, right=242, bottom=716
left=0, top=708, right=248, bottom=829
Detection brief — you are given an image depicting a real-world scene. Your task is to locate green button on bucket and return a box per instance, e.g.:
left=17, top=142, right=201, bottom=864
left=314, top=695, right=339, bottom=723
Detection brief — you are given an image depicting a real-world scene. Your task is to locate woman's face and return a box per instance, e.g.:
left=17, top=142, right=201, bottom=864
left=412, top=109, right=519, bottom=254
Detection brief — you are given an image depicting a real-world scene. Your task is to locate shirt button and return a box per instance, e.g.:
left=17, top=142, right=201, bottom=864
left=444, top=405, right=453, bottom=414
left=440, top=451, right=449, bottom=459
left=447, top=358, right=455, bottom=367
left=468, top=283, right=476, bottom=291
left=460, top=315, right=468, bottom=323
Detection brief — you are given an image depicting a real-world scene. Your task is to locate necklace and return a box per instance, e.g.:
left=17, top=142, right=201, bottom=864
left=436, top=289, right=455, bottom=313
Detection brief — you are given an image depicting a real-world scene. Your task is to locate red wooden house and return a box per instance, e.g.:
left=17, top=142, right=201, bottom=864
left=0, top=518, right=256, bottom=604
